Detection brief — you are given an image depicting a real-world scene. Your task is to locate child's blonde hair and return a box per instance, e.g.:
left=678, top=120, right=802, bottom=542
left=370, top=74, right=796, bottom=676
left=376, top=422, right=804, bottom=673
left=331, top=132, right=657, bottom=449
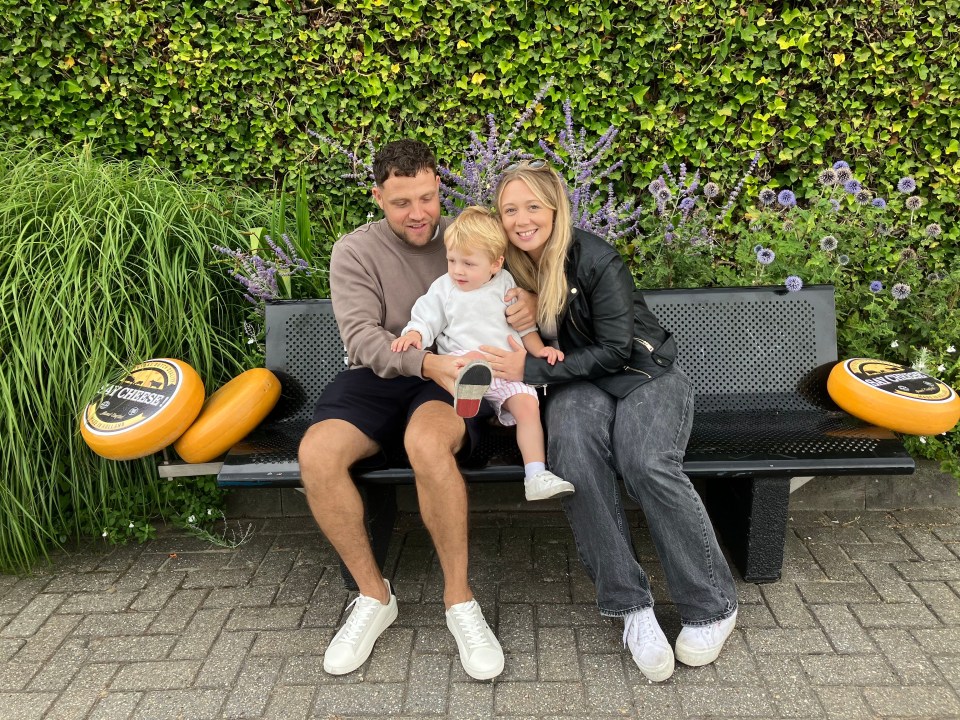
left=444, top=206, right=507, bottom=261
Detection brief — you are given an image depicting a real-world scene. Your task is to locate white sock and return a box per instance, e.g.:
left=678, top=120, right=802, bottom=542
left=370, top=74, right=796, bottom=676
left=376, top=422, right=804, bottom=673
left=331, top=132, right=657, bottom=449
left=524, top=462, right=546, bottom=479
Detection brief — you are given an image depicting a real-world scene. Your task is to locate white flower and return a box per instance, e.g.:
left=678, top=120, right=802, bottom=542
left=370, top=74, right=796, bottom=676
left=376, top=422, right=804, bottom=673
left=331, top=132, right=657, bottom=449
left=938, top=364, right=946, bottom=373
left=919, top=436, right=927, bottom=444
left=207, top=508, right=213, bottom=515
left=128, top=522, right=134, bottom=529
left=187, top=515, right=196, bottom=524
left=948, top=345, right=956, bottom=353
left=102, top=530, right=108, bottom=537
left=890, top=340, right=899, bottom=348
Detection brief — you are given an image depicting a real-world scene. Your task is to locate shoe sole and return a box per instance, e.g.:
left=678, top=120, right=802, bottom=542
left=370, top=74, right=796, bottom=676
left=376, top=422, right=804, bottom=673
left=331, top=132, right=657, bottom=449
left=456, top=651, right=505, bottom=681
left=525, top=483, right=576, bottom=501
left=632, top=652, right=675, bottom=682
left=322, top=601, right=398, bottom=675
left=675, top=638, right=727, bottom=667
left=453, top=361, right=492, bottom=418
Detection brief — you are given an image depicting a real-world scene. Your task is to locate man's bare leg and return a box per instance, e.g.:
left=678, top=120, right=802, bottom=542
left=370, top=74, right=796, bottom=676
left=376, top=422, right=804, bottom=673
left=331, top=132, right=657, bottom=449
left=404, top=401, right=472, bottom=609
left=299, top=419, right=389, bottom=603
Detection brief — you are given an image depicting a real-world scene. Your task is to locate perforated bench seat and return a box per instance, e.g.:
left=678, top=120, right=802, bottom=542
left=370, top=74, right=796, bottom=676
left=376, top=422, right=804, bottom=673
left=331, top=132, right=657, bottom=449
left=216, top=286, right=914, bottom=583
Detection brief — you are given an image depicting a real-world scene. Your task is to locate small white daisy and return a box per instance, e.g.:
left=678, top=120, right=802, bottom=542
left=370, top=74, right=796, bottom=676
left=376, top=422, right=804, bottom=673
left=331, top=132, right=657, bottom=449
left=890, top=340, right=899, bottom=348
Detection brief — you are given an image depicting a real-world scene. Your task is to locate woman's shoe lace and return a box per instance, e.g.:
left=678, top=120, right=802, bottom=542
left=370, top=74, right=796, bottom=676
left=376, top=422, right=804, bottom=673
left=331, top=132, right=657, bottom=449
left=622, top=609, right=656, bottom=649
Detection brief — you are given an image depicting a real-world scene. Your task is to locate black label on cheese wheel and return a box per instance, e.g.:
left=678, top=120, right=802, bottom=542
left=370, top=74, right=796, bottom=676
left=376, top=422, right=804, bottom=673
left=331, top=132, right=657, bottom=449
left=82, top=360, right=183, bottom=434
left=844, top=358, right=954, bottom=402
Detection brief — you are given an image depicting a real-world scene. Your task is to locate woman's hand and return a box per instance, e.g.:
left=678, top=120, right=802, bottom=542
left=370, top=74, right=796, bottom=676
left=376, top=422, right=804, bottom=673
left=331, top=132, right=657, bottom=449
left=504, top=287, right=538, bottom=332
left=480, top=336, right=527, bottom=381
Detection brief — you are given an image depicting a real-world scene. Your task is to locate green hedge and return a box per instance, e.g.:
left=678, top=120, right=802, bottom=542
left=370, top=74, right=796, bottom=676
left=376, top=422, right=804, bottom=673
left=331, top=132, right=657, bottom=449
left=2, top=0, right=958, bottom=232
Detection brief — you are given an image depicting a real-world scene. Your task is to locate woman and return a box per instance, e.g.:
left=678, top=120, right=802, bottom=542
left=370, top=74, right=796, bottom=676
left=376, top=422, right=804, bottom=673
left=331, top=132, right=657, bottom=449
left=481, top=161, right=738, bottom=683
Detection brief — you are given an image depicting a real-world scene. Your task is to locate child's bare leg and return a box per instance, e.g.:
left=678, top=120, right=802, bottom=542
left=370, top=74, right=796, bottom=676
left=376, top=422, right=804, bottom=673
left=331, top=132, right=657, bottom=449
left=502, top=394, right=545, bottom=464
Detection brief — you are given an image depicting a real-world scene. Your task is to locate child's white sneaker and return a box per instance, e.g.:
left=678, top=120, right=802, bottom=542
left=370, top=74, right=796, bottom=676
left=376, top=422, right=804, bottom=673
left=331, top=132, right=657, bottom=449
left=524, top=470, right=575, bottom=501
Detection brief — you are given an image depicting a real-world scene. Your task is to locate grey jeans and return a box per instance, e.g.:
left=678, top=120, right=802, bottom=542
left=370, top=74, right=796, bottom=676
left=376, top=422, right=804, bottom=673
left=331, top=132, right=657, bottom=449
left=545, top=365, right=738, bottom=625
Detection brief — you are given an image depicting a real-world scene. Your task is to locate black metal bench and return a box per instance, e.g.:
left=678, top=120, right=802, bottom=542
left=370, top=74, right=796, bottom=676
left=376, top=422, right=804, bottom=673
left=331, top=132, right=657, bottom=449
left=201, top=285, right=915, bottom=584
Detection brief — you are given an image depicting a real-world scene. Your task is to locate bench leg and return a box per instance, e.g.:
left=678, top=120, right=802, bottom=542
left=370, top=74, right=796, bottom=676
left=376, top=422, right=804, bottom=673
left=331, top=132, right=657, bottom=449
left=339, top=485, right=399, bottom=591
left=705, top=476, right=789, bottom=584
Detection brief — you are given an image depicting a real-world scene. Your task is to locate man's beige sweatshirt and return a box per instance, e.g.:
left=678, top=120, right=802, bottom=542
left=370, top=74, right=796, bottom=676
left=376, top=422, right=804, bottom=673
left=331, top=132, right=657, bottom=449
left=330, top=217, right=451, bottom=379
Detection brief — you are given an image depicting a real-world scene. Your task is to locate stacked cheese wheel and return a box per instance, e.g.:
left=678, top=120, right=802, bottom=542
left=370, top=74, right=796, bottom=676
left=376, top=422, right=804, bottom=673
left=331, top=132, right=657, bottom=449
left=827, top=358, right=960, bottom=436
left=81, top=361, right=280, bottom=462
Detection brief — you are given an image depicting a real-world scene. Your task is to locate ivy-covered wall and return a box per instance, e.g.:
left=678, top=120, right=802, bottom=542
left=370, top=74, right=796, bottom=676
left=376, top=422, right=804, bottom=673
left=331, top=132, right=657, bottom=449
left=3, top=0, right=958, bottom=222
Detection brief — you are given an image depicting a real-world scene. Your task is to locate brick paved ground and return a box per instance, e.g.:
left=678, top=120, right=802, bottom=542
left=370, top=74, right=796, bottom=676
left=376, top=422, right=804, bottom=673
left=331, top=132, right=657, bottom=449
left=1, top=463, right=960, bottom=719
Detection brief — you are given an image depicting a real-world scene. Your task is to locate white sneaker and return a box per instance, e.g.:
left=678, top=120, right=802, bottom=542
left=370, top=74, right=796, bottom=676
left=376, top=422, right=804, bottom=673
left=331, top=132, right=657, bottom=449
left=675, top=609, right=737, bottom=667
left=323, top=579, right=398, bottom=675
left=524, top=470, right=575, bottom=501
left=623, top=607, right=674, bottom=682
left=446, top=599, right=504, bottom=680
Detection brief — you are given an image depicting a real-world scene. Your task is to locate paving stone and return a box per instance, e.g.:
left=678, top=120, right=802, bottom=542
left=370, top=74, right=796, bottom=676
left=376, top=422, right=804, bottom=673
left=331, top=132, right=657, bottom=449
left=809, top=605, right=877, bottom=654
left=498, top=652, right=538, bottom=682
left=499, top=578, right=571, bottom=604
left=412, top=626, right=453, bottom=655
left=871, top=628, right=944, bottom=685
left=250, top=628, right=330, bottom=657
left=273, top=562, right=325, bottom=606
left=88, top=633, right=174, bottom=663
left=45, top=686, right=102, bottom=720
left=863, top=684, right=960, bottom=717
left=537, top=627, right=580, bottom=681
left=932, top=656, right=960, bottom=693
left=63, top=589, right=138, bottom=614
left=393, top=601, right=447, bottom=628
left=195, top=631, right=255, bottom=687
left=0, top=639, right=23, bottom=662
left=203, top=585, right=277, bottom=609
left=74, top=611, right=157, bottom=637
left=181, top=569, right=257, bottom=590
left=760, top=583, right=817, bottom=628
left=841, top=543, right=920, bottom=562
left=910, top=581, right=960, bottom=623
left=128, top=574, right=182, bottom=612
left=26, top=638, right=88, bottom=691
left=679, top=685, right=775, bottom=717
left=312, top=682, right=404, bottom=715
left=498, top=603, right=535, bottom=653
left=223, top=655, right=283, bottom=718
left=65, top=661, right=118, bottom=691
left=0, top=659, right=41, bottom=691
left=580, top=653, right=634, bottom=714
left=88, top=691, right=142, bottom=720
left=301, top=600, right=350, bottom=628
left=800, top=654, right=898, bottom=685
left=897, top=528, right=959, bottom=562
left=797, top=580, right=880, bottom=604
left=170, top=607, right=231, bottom=660
left=536, top=604, right=606, bottom=627
left=890, top=508, right=960, bottom=526
left=814, top=686, right=876, bottom=719
left=801, top=526, right=871, bottom=544
left=44, top=573, right=120, bottom=593
left=712, top=632, right=762, bottom=685
left=744, top=628, right=832, bottom=655
left=147, top=588, right=207, bottom=634
left=857, top=561, right=924, bottom=603
left=447, top=681, right=495, bottom=719
left=494, top=681, right=584, bottom=714
left=629, top=683, right=683, bottom=719
left=575, top=624, right=621, bottom=654
left=250, top=550, right=298, bottom=586
left=363, top=627, right=414, bottom=682
left=895, top=560, right=960, bottom=582
left=912, top=627, right=960, bottom=655
left=403, top=653, right=450, bottom=714
left=262, top=684, right=315, bottom=719
left=0, top=593, right=66, bottom=637
left=757, top=656, right=825, bottom=718
left=850, top=602, right=941, bottom=628
left=131, top=688, right=228, bottom=719
left=226, top=606, right=304, bottom=631
left=735, top=601, right=779, bottom=628
left=806, top=543, right=862, bottom=582
left=0, top=691, right=57, bottom=719
left=111, top=660, right=201, bottom=691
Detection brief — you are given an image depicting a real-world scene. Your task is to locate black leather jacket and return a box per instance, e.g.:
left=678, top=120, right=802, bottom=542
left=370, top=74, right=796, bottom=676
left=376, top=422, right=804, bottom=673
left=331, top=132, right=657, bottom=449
left=523, top=229, right=677, bottom=397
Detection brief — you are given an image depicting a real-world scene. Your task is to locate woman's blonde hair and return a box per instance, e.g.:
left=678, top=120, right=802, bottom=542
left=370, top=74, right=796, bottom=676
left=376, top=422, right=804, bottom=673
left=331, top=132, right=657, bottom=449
left=444, top=206, right=507, bottom=262
left=494, top=164, right=573, bottom=336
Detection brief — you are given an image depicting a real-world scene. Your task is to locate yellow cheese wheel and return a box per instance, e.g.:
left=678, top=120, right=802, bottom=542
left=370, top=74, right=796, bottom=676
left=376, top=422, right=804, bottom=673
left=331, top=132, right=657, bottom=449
left=80, top=358, right=205, bottom=460
left=173, top=368, right=281, bottom=463
left=827, top=358, right=960, bottom=436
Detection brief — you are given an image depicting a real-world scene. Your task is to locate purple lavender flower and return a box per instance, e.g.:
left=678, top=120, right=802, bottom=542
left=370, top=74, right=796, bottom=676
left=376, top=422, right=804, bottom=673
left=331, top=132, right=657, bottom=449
left=703, top=182, right=720, bottom=198
left=664, top=232, right=675, bottom=243
left=832, top=160, right=850, bottom=170
left=897, top=176, right=916, bottom=193
left=829, top=199, right=841, bottom=212
left=777, top=189, right=797, bottom=207
left=785, top=275, right=803, bottom=292
left=869, top=280, right=884, bottom=292
left=891, top=282, right=911, bottom=300
left=756, top=248, right=775, bottom=265
left=843, top=179, right=862, bottom=194
left=872, top=198, right=887, bottom=209
left=759, top=188, right=776, bottom=205
left=679, top=197, right=695, bottom=211
left=820, top=235, right=838, bottom=251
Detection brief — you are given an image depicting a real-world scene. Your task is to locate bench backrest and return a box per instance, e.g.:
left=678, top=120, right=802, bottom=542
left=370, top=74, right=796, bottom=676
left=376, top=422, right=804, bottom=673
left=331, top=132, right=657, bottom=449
left=263, top=284, right=838, bottom=424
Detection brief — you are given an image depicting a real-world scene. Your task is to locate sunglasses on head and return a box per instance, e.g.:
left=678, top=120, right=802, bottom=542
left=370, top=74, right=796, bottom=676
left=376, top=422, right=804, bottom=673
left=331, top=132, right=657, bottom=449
left=504, top=159, right=548, bottom=172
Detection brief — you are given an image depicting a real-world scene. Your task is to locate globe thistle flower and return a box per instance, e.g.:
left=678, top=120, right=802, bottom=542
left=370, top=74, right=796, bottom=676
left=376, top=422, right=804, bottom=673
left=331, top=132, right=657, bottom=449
left=648, top=177, right=666, bottom=195
left=869, top=280, right=884, bottom=293
left=926, top=272, right=945, bottom=282
left=756, top=248, right=776, bottom=265
left=925, top=223, right=942, bottom=237
left=838, top=254, right=851, bottom=265
left=820, top=235, right=838, bottom=251
left=900, top=247, right=917, bottom=261
left=872, top=198, right=887, bottom=209
left=855, top=189, right=873, bottom=205
left=905, top=196, right=923, bottom=211
left=829, top=199, right=841, bottom=212
left=835, top=167, right=853, bottom=184
left=897, top=176, right=916, bottom=193
left=753, top=244, right=763, bottom=253
left=679, top=197, right=696, bottom=211
left=818, top=168, right=838, bottom=186
left=891, top=282, right=911, bottom=300
left=777, top=189, right=797, bottom=207
left=785, top=275, right=803, bottom=292
left=657, top=187, right=672, bottom=202
left=842, top=179, right=861, bottom=195
left=749, top=221, right=763, bottom=233
left=832, top=160, right=850, bottom=170
left=759, top=188, right=777, bottom=205
left=703, top=182, right=720, bottom=198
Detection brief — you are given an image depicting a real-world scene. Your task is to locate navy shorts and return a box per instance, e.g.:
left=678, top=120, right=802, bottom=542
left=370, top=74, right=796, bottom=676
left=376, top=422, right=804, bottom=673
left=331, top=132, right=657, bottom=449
left=311, top=367, right=492, bottom=470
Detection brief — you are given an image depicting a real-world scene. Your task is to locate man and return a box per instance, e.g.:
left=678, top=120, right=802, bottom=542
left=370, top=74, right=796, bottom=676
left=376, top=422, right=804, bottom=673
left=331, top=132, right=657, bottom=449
left=299, top=139, right=534, bottom=680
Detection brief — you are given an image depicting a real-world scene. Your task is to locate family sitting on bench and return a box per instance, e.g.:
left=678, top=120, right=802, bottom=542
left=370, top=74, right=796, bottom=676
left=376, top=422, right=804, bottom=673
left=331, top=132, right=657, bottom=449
left=297, top=139, right=738, bottom=683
